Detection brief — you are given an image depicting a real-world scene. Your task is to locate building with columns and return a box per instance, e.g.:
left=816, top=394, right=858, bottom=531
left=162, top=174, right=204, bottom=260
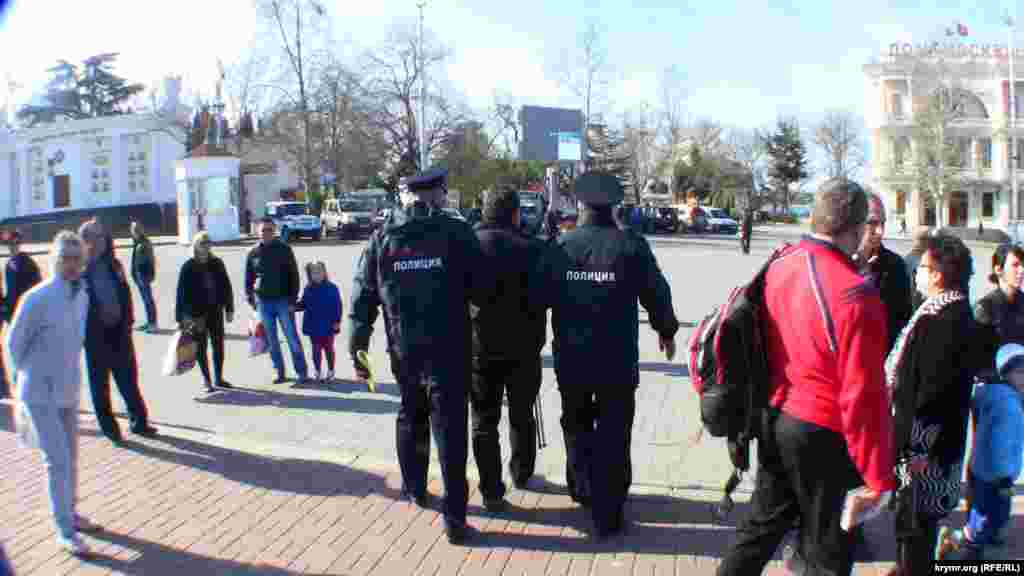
left=865, top=41, right=1024, bottom=232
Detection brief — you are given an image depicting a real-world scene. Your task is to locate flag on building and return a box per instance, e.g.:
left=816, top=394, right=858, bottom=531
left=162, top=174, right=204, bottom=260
left=957, top=22, right=969, bottom=37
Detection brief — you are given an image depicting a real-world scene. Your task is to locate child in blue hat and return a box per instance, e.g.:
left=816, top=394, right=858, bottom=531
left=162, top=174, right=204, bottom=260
left=936, top=342, right=1024, bottom=560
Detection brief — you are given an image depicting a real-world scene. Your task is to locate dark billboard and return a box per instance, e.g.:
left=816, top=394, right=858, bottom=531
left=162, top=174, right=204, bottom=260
left=518, top=106, right=584, bottom=163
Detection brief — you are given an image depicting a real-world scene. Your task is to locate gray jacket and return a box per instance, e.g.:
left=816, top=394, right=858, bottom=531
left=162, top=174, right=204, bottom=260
left=6, top=276, right=88, bottom=408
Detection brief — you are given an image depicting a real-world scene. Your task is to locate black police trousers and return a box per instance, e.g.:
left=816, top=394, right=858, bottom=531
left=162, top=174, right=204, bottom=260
left=469, top=356, right=542, bottom=499
left=559, top=384, right=636, bottom=533
left=85, top=324, right=150, bottom=439
left=717, top=408, right=861, bottom=576
left=394, top=358, right=469, bottom=526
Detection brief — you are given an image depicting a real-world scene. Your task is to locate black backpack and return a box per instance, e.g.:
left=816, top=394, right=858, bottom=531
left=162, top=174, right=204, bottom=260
left=687, top=243, right=790, bottom=519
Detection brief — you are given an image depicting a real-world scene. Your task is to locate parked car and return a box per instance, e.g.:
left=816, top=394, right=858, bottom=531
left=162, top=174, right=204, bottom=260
left=321, top=198, right=376, bottom=239
left=703, top=207, right=740, bottom=235
left=265, top=201, right=321, bottom=242
left=641, top=206, right=679, bottom=234
left=679, top=205, right=708, bottom=233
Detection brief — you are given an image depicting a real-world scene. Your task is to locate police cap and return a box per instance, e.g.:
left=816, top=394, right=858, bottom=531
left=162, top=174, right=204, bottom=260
left=573, top=171, right=624, bottom=206
left=406, top=167, right=448, bottom=193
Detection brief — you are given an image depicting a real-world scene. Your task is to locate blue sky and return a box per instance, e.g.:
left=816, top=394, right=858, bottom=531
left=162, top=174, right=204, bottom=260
left=0, top=0, right=1021, bottom=180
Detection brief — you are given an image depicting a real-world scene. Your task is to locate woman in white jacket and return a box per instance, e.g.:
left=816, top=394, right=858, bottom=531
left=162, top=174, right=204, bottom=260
left=7, top=231, right=100, bottom=555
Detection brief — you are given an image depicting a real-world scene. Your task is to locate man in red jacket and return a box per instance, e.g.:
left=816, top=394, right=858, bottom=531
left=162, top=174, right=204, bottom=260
left=717, top=178, right=896, bottom=576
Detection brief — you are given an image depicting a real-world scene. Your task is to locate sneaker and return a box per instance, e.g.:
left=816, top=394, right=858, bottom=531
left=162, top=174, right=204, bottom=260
left=312, top=370, right=321, bottom=383
left=403, top=492, right=429, bottom=508
left=326, top=370, right=335, bottom=382
left=273, top=375, right=288, bottom=385
left=74, top=515, right=102, bottom=533
left=57, top=534, right=90, bottom=556
left=203, top=381, right=215, bottom=393
left=216, top=380, right=233, bottom=389
left=935, top=526, right=963, bottom=561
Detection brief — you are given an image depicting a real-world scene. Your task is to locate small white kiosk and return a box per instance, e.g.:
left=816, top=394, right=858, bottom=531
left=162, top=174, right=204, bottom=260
left=175, top=156, right=241, bottom=244
left=175, top=96, right=241, bottom=245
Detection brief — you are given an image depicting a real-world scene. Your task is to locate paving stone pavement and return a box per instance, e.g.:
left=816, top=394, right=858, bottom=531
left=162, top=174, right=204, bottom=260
left=1, top=229, right=1018, bottom=574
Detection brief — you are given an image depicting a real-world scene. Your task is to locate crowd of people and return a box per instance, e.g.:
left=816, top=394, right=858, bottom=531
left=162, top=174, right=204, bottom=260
left=2, top=170, right=1022, bottom=573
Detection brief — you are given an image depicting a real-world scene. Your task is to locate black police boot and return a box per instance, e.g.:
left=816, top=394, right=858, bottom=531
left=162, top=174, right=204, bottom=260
left=445, top=520, right=474, bottom=545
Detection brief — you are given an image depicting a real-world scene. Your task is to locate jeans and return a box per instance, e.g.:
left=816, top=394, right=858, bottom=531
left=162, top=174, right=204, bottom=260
left=258, top=298, right=307, bottom=379
left=132, top=273, right=157, bottom=326
left=25, top=404, right=79, bottom=539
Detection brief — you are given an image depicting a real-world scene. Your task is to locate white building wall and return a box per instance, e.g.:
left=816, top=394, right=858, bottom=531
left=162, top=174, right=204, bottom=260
left=7, top=115, right=185, bottom=218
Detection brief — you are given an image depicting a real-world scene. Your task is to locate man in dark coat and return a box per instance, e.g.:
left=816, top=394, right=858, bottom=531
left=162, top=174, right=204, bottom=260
left=79, top=219, right=157, bottom=443
left=0, top=228, right=41, bottom=398
left=245, top=217, right=307, bottom=384
left=129, top=221, right=158, bottom=332
left=854, top=194, right=912, bottom=352
left=348, top=167, right=489, bottom=545
left=532, top=171, right=679, bottom=539
left=469, top=186, right=548, bottom=511
left=741, top=208, right=754, bottom=254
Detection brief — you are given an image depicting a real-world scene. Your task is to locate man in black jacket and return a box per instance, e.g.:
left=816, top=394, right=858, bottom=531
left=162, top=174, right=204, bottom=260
left=129, top=221, right=158, bottom=332
left=854, top=194, right=912, bottom=351
left=79, top=220, right=157, bottom=443
left=0, top=228, right=41, bottom=398
left=245, top=217, right=307, bottom=384
left=469, top=186, right=547, bottom=511
left=532, top=172, right=679, bottom=539
left=348, top=168, right=489, bottom=545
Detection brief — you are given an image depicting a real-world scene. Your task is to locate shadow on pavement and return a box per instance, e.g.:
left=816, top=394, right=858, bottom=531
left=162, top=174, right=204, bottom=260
left=289, top=378, right=401, bottom=397
left=638, top=361, right=689, bottom=378
left=79, top=530, right=303, bottom=576
left=191, top=386, right=400, bottom=414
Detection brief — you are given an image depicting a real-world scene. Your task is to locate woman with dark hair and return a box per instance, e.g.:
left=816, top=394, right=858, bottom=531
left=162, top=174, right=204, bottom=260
left=974, top=243, right=1024, bottom=377
left=884, top=233, right=977, bottom=575
left=176, top=232, right=235, bottom=393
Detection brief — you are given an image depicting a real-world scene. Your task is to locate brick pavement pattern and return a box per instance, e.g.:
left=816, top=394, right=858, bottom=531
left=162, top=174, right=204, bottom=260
left=10, top=412, right=1016, bottom=575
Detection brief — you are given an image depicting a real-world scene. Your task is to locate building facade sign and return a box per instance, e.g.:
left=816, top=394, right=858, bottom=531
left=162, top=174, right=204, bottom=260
left=888, top=41, right=1024, bottom=61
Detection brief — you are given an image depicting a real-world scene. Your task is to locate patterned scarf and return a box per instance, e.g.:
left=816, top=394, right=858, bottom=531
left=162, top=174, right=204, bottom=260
left=884, top=289, right=965, bottom=397
left=884, top=289, right=966, bottom=520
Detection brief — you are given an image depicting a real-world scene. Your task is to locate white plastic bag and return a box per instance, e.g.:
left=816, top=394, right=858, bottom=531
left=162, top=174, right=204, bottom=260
left=162, top=330, right=198, bottom=376
left=248, top=313, right=268, bottom=356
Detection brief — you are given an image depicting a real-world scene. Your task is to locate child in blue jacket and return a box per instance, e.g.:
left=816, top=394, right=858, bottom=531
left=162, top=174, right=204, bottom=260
left=937, top=342, right=1024, bottom=561
left=295, top=261, right=343, bottom=382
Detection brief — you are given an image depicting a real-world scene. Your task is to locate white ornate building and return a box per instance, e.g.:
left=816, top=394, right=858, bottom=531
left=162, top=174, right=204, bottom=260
left=865, top=43, right=1024, bottom=232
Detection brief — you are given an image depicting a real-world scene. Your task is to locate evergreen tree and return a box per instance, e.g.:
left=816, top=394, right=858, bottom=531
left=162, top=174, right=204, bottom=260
left=17, top=53, right=144, bottom=127
left=763, top=118, right=809, bottom=214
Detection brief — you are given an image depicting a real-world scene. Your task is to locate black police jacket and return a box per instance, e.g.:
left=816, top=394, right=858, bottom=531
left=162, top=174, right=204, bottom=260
left=533, top=211, right=679, bottom=387
left=348, top=203, right=489, bottom=375
left=471, top=222, right=547, bottom=360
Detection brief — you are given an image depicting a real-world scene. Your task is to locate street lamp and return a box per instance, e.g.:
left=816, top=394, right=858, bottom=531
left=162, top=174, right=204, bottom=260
left=1006, top=12, right=1019, bottom=221
left=417, top=1, right=428, bottom=172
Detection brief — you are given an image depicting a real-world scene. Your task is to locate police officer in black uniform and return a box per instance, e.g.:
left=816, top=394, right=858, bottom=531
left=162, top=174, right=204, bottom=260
left=348, top=167, right=488, bottom=545
left=469, top=185, right=548, bottom=511
left=533, top=171, right=679, bottom=539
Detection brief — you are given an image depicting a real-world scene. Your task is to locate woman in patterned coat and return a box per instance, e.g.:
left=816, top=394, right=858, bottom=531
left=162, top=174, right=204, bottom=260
left=884, top=233, right=978, bottom=575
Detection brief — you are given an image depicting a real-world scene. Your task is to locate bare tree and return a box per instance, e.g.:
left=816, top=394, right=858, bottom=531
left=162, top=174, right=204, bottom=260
left=813, top=109, right=866, bottom=181
left=557, top=19, right=612, bottom=133
left=656, top=65, right=687, bottom=159
left=256, top=0, right=328, bottom=196
left=621, top=105, right=659, bottom=203
left=223, top=53, right=270, bottom=156
left=360, top=26, right=468, bottom=183
left=725, top=126, right=768, bottom=209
